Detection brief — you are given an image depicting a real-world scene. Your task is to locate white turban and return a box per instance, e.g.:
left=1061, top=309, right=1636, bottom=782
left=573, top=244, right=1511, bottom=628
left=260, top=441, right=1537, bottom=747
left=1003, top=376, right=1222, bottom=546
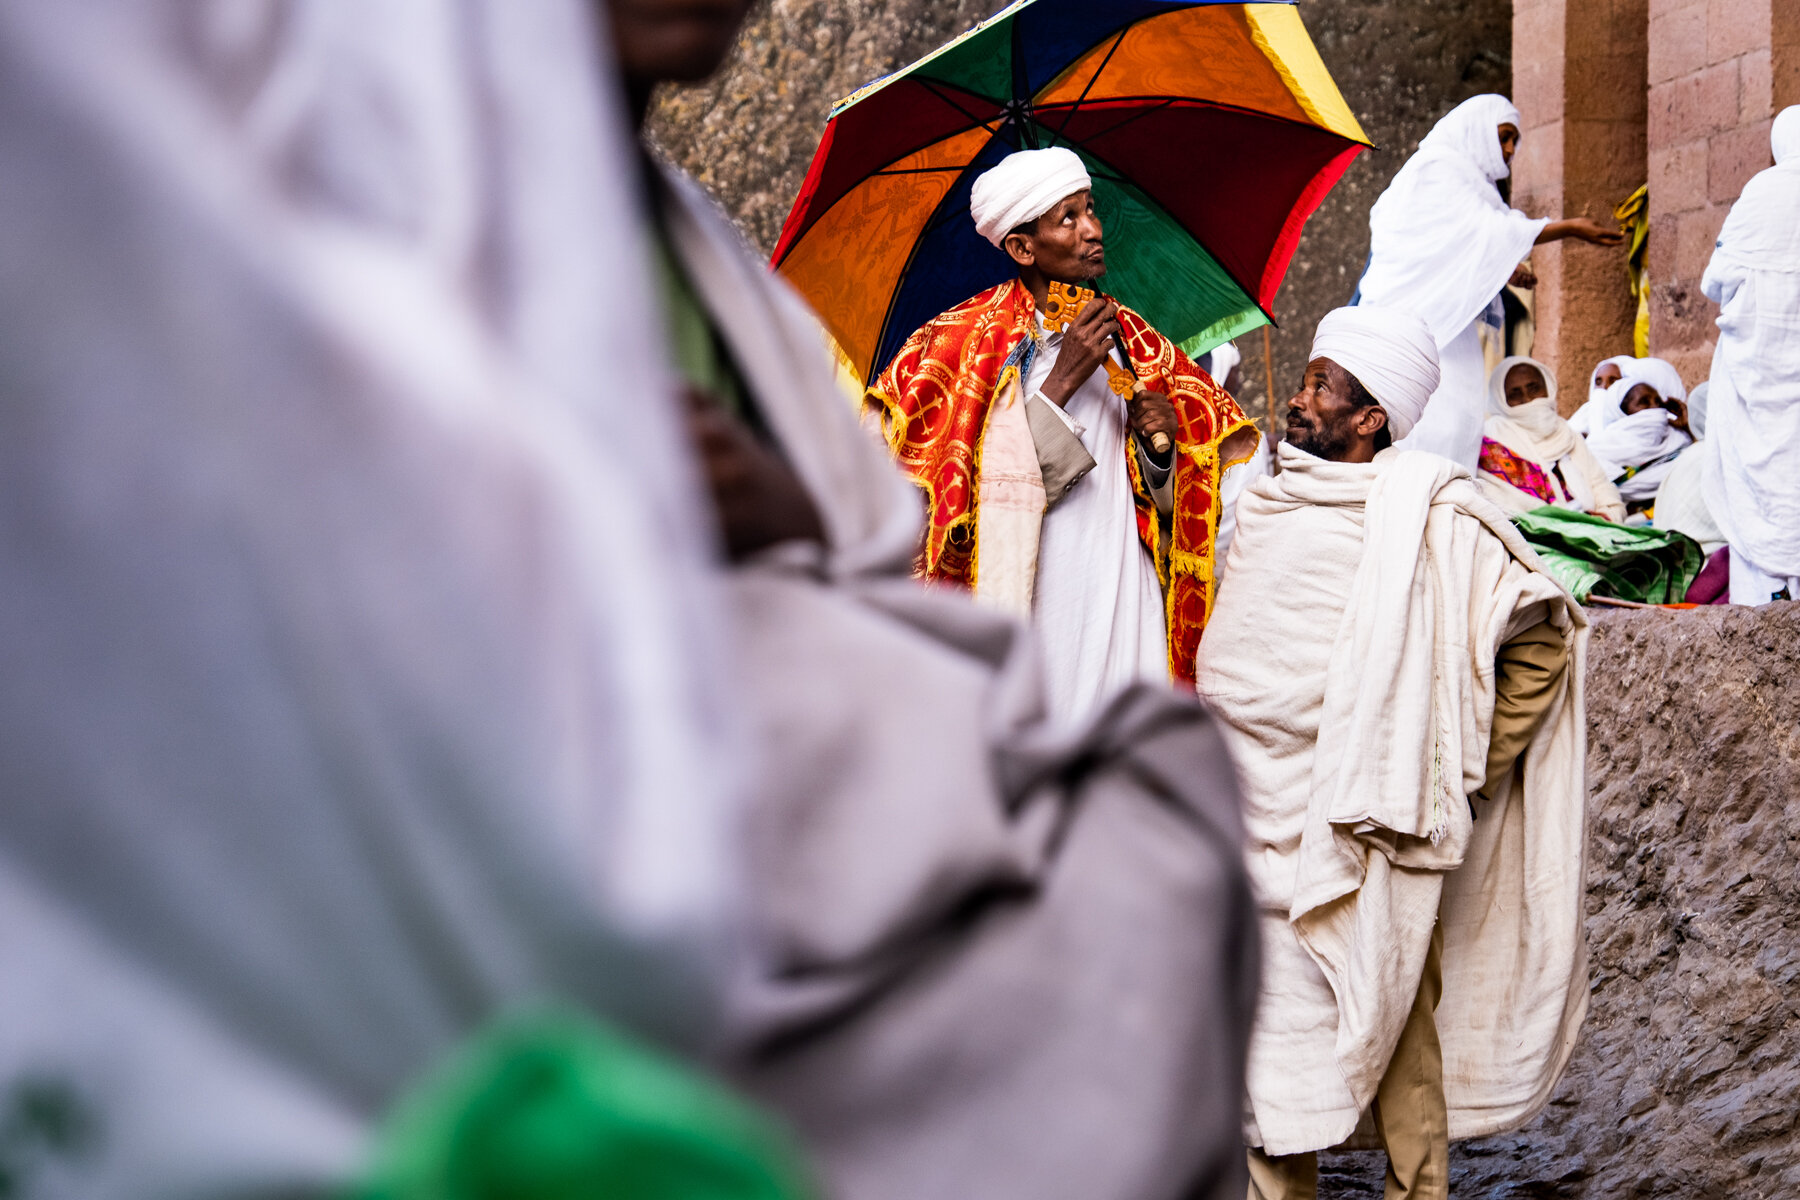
left=1308, top=306, right=1442, bottom=440
left=970, top=148, right=1092, bottom=247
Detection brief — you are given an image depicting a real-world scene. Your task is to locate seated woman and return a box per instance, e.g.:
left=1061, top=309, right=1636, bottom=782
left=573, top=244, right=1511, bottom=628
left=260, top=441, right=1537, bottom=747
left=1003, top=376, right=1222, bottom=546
left=1566, top=354, right=1635, bottom=437
left=1478, top=356, right=1626, bottom=521
left=1583, top=357, right=1692, bottom=512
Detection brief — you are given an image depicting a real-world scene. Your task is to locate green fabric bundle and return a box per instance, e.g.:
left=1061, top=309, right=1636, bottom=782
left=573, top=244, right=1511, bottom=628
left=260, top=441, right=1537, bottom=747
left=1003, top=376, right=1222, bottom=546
left=351, top=1011, right=814, bottom=1200
left=1510, top=507, right=1703, bottom=604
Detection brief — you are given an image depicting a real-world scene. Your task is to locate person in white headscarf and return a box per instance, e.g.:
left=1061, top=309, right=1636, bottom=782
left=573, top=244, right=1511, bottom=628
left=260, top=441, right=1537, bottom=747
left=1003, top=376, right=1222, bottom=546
left=1198, top=305, right=1589, bottom=1200
left=0, top=3, right=753, bottom=1196
left=1585, top=357, right=1693, bottom=509
left=1697, top=104, right=1800, bottom=604
left=1356, top=94, right=1625, bottom=472
left=1567, top=354, right=1637, bottom=437
left=1477, top=357, right=1626, bottom=520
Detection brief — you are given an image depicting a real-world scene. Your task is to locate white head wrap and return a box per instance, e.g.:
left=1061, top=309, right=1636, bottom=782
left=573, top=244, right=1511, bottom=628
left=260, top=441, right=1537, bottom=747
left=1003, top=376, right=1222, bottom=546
left=1484, top=355, right=1577, bottom=461
left=1487, top=355, right=1559, bottom=419
left=1607, top=356, right=1687, bottom=415
left=970, top=147, right=1093, bottom=248
left=1309, top=306, right=1442, bottom=440
left=1774, top=105, right=1800, bottom=167
left=1417, top=93, right=1522, bottom=184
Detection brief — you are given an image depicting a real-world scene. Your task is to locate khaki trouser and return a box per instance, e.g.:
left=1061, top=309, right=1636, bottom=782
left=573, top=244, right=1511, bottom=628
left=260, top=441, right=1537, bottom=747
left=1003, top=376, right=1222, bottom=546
left=1246, top=922, right=1448, bottom=1200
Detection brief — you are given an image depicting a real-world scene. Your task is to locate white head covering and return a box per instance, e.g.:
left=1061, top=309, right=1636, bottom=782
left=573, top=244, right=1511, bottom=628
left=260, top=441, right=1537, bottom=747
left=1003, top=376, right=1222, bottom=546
left=1418, top=93, right=1522, bottom=184
left=970, top=147, right=1093, bottom=247
left=1309, top=306, right=1442, bottom=440
left=1485, top=355, right=1578, bottom=462
left=1589, top=354, right=1635, bottom=403
left=1354, top=95, right=1546, bottom=345
left=1487, top=355, right=1559, bottom=419
left=1588, top=363, right=1694, bottom=483
left=1773, top=105, right=1800, bottom=167
left=1607, top=356, right=1687, bottom=414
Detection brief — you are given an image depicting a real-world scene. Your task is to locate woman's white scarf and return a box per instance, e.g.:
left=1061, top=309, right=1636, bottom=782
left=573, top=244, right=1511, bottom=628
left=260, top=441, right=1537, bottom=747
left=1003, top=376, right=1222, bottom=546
left=1356, top=95, right=1547, bottom=345
left=1567, top=354, right=1636, bottom=437
left=1586, top=359, right=1693, bottom=477
left=1484, top=355, right=1578, bottom=462
left=1698, top=105, right=1800, bottom=577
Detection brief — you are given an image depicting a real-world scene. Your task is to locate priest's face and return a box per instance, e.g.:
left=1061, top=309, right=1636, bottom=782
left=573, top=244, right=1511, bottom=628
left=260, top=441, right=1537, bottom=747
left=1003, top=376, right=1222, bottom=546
left=1005, top=190, right=1106, bottom=282
left=1285, top=357, right=1386, bottom=462
left=609, top=0, right=756, bottom=91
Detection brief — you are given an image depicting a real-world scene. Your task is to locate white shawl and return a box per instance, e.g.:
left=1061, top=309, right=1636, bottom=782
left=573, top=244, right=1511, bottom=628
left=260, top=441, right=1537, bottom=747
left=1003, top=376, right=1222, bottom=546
left=1356, top=95, right=1547, bottom=346
left=1699, top=108, right=1800, bottom=578
left=1198, top=444, right=1588, bottom=1155
left=0, top=4, right=742, bottom=1197
left=1566, top=355, right=1636, bottom=438
left=1480, top=356, right=1625, bottom=519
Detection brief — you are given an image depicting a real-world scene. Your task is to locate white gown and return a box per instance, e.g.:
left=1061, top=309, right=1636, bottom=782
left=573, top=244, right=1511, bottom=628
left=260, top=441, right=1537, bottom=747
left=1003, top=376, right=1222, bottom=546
left=1025, top=323, right=1171, bottom=724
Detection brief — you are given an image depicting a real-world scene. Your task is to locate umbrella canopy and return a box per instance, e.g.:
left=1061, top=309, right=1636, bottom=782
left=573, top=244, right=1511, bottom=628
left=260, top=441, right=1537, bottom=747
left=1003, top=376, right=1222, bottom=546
left=772, top=0, right=1369, bottom=385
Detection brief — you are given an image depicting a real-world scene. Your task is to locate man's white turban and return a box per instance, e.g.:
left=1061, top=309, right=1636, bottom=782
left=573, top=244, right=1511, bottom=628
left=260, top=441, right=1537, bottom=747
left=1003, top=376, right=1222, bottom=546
left=1308, top=306, right=1442, bottom=441
left=970, top=148, right=1092, bottom=248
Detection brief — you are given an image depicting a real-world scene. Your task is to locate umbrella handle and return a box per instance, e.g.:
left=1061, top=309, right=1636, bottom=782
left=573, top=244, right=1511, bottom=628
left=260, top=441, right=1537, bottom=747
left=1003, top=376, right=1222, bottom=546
left=1110, top=329, right=1174, bottom=456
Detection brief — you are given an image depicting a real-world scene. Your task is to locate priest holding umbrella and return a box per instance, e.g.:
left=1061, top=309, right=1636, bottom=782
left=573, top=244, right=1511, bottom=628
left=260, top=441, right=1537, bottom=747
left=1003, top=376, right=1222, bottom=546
left=869, top=147, right=1257, bottom=722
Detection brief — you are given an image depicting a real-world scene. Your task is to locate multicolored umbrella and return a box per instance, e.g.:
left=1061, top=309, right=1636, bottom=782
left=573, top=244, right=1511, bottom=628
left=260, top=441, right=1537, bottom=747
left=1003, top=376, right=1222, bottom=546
left=772, top=0, right=1369, bottom=385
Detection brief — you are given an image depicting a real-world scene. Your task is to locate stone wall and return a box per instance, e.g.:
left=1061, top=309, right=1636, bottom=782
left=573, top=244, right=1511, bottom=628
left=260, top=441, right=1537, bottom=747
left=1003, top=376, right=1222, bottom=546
left=648, top=0, right=1512, bottom=428
left=1646, top=0, right=1793, bottom=388
left=1327, top=602, right=1800, bottom=1198
left=1510, top=0, right=1647, bottom=411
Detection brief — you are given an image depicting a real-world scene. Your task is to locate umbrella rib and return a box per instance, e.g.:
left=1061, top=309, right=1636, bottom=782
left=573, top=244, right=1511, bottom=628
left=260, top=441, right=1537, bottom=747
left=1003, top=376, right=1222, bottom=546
left=917, top=78, right=1004, bottom=139
left=1049, top=26, right=1130, bottom=145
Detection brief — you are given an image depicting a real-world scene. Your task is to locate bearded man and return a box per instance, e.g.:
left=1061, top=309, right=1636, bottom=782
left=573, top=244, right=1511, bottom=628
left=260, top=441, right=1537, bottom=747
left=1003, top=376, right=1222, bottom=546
left=869, top=149, right=1259, bottom=722
left=1195, top=307, right=1590, bottom=1200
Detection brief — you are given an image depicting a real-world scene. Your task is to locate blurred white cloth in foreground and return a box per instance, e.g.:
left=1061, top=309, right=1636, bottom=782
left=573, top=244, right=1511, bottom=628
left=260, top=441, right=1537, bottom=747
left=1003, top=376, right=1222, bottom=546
left=0, top=3, right=743, bottom=1196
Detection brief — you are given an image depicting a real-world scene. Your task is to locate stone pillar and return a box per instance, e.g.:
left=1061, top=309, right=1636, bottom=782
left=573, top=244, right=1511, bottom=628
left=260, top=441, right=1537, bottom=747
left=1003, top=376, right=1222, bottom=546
left=1511, top=0, right=1648, bottom=415
left=1646, top=0, right=1784, bottom=388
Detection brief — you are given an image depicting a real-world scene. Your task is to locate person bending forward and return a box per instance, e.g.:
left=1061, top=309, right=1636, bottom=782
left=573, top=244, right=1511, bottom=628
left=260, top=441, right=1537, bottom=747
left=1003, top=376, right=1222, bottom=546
left=1196, top=307, right=1591, bottom=1200
left=869, top=148, right=1258, bottom=722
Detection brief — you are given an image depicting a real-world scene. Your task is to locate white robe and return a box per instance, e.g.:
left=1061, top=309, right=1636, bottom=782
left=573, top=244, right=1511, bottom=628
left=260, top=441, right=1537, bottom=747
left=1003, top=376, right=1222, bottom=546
left=1699, top=141, right=1800, bottom=600
left=1025, top=327, right=1171, bottom=723
left=1197, top=445, right=1588, bottom=1157
left=0, top=5, right=744, bottom=1196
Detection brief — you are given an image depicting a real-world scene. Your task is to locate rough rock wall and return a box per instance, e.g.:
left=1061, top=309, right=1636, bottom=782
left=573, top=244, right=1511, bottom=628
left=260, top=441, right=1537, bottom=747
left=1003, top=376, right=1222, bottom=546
left=1327, top=602, right=1800, bottom=1198
left=647, top=0, right=1510, bottom=426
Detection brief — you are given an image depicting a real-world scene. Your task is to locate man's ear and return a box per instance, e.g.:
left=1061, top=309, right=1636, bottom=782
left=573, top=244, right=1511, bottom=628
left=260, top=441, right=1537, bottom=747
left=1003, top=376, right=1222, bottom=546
left=1002, top=231, right=1035, bottom=268
left=1358, top=405, right=1390, bottom=440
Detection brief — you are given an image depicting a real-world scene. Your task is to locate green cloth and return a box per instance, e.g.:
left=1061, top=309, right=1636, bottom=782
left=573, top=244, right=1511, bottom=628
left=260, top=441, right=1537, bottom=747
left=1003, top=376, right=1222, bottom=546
left=350, top=1010, right=814, bottom=1200
left=1510, top=507, right=1703, bottom=604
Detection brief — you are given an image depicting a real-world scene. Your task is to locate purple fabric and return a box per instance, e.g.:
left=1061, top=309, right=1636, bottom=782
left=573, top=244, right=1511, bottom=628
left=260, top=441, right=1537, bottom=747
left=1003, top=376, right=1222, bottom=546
left=1686, top=546, right=1732, bottom=604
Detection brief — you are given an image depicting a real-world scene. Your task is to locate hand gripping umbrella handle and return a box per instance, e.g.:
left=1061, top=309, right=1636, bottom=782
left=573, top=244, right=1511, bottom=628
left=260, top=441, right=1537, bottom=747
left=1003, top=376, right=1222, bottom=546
left=1112, top=329, right=1172, bottom=455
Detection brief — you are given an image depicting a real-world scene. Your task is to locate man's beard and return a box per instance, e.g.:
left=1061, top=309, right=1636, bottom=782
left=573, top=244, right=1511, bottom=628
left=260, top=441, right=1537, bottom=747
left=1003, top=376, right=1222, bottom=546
left=1283, top=409, right=1356, bottom=460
